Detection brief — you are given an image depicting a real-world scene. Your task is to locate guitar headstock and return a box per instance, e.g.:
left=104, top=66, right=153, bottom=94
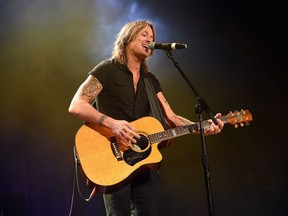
left=226, top=109, right=253, bottom=128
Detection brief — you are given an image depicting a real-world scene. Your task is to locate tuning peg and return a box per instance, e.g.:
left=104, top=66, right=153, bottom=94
left=240, top=123, right=244, bottom=127
left=245, top=122, right=250, bottom=126
left=234, top=124, right=239, bottom=128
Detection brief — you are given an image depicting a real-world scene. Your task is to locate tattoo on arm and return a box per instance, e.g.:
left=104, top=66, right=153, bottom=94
left=163, top=99, right=171, bottom=107
left=82, top=77, right=102, bottom=101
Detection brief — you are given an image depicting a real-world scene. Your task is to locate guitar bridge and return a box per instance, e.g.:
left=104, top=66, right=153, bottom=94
left=110, top=137, right=123, bottom=161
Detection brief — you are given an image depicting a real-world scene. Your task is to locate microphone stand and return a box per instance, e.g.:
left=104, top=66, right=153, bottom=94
left=165, top=50, right=218, bottom=216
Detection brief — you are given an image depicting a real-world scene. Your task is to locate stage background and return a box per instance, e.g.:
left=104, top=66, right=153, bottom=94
left=1, top=0, right=287, bottom=215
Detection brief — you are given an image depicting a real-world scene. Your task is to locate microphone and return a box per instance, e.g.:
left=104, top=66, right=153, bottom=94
left=148, top=42, right=188, bottom=50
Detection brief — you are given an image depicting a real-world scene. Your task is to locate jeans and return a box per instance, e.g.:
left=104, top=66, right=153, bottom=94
left=103, top=170, right=160, bottom=216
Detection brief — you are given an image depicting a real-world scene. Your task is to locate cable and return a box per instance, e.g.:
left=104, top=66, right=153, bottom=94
left=68, top=146, right=96, bottom=216
left=68, top=147, right=77, bottom=216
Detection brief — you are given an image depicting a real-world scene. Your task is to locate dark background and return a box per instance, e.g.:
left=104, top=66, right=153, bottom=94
left=1, top=0, right=287, bottom=215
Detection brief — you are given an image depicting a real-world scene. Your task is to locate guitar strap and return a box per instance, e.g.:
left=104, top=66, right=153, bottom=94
left=144, top=76, right=168, bottom=130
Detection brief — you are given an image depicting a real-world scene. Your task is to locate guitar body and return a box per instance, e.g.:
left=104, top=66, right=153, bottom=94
left=75, top=116, right=164, bottom=194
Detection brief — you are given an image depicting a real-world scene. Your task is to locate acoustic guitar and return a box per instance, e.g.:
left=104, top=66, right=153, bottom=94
left=75, top=109, right=252, bottom=193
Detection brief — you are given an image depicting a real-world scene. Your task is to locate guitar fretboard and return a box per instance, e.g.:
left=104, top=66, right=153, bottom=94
left=147, top=116, right=228, bottom=144
left=147, top=125, right=191, bottom=144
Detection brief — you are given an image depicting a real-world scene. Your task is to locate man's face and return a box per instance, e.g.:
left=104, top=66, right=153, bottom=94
left=127, top=25, right=154, bottom=60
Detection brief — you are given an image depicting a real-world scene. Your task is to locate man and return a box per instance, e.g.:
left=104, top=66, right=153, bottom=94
left=69, top=20, right=224, bottom=216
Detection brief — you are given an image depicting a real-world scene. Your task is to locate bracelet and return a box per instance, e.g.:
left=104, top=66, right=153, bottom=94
left=98, top=115, right=107, bottom=126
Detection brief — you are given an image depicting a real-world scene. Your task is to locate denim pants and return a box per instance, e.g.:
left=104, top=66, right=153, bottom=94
left=103, top=170, right=160, bottom=216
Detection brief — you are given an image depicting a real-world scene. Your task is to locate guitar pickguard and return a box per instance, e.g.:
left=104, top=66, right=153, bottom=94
left=123, top=134, right=151, bottom=166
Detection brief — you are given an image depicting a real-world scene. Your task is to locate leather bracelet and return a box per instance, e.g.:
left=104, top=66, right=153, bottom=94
left=98, top=115, right=107, bottom=126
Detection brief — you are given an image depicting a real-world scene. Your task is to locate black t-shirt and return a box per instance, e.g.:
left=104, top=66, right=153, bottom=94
left=88, top=58, right=162, bottom=122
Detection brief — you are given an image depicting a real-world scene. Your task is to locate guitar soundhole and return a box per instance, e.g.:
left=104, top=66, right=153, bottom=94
left=123, top=134, right=151, bottom=166
left=135, top=134, right=149, bottom=150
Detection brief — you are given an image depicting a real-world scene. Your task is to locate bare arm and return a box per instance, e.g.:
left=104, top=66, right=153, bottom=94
left=69, top=75, right=104, bottom=124
left=156, top=92, right=191, bottom=127
left=156, top=92, right=224, bottom=135
left=68, top=75, right=140, bottom=144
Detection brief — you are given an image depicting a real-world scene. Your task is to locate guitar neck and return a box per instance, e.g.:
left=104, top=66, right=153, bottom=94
left=148, top=116, right=228, bottom=144
left=201, top=116, right=228, bottom=129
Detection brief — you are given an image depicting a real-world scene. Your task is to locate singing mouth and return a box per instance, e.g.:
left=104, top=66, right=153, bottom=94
left=142, top=44, right=150, bottom=52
